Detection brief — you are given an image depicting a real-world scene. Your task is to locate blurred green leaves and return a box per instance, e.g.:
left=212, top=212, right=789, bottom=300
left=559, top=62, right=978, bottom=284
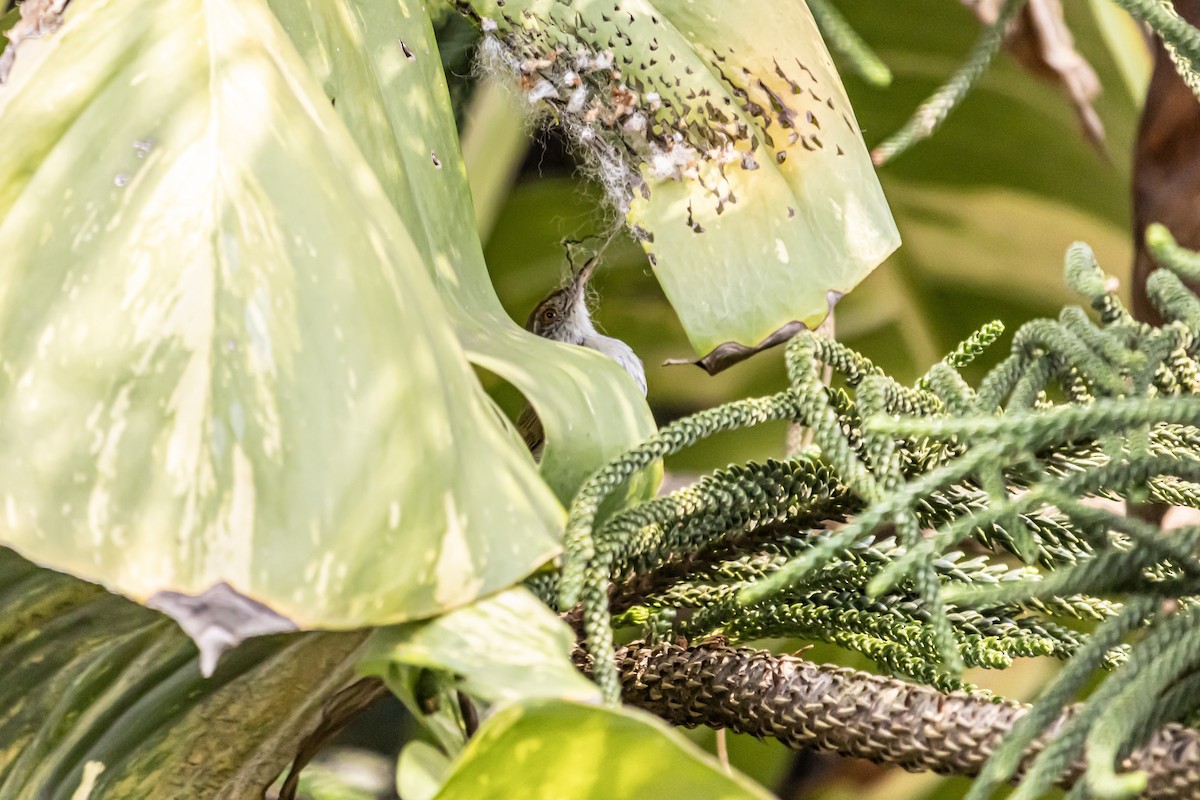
left=835, top=0, right=1140, bottom=376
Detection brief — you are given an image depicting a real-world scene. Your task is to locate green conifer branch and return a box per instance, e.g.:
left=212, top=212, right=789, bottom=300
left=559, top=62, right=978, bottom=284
left=548, top=232, right=1200, bottom=788
left=804, top=0, right=892, bottom=87
left=871, top=0, right=1028, bottom=165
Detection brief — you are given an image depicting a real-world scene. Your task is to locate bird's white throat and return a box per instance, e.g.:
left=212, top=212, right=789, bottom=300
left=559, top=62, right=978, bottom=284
left=563, top=294, right=647, bottom=395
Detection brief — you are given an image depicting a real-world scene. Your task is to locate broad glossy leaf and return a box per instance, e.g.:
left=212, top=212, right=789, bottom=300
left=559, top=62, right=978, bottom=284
left=271, top=0, right=659, bottom=503
left=0, top=547, right=367, bottom=800
left=463, top=0, right=900, bottom=355
left=359, top=586, right=601, bottom=705
left=0, top=0, right=560, bottom=627
left=432, top=699, right=773, bottom=800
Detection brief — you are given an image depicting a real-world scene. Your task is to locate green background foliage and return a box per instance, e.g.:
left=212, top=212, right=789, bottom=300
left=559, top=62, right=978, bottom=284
left=0, top=0, right=1177, bottom=798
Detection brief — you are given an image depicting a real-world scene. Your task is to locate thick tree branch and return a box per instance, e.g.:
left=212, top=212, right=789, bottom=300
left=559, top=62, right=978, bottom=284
left=580, top=642, right=1200, bottom=798
left=1132, top=0, right=1200, bottom=326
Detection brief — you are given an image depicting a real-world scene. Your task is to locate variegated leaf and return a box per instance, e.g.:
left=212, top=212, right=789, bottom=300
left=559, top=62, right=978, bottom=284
left=0, top=0, right=560, bottom=632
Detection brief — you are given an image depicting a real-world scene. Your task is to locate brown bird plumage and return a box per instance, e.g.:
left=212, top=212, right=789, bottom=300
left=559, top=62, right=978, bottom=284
left=518, top=258, right=646, bottom=459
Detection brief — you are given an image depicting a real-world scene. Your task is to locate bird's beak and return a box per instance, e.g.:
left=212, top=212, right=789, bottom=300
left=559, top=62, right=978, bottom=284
left=572, top=257, right=598, bottom=295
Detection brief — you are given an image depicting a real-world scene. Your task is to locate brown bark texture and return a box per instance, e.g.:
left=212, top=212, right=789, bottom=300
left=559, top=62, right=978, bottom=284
left=585, top=642, right=1200, bottom=799
left=1133, top=0, right=1200, bottom=325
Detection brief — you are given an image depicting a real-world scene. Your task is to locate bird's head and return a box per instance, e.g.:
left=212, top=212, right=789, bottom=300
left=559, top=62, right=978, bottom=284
left=525, top=257, right=597, bottom=343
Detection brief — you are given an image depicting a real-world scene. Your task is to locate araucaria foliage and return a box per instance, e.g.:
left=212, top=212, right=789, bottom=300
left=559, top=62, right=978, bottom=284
left=531, top=227, right=1200, bottom=799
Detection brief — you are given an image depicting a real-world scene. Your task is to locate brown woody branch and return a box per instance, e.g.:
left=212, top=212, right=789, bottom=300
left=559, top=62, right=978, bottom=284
left=580, top=642, right=1200, bottom=799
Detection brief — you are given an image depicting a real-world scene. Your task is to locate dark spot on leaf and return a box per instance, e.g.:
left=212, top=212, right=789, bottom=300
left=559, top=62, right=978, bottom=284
left=431, top=151, right=442, bottom=168
left=401, top=40, right=415, bottom=60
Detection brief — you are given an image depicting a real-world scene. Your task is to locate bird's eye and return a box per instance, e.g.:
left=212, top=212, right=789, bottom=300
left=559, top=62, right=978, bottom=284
left=541, top=308, right=559, bottom=323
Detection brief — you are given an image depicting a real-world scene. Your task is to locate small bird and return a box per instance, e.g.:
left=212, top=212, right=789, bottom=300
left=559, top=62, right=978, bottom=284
left=518, top=257, right=647, bottom=459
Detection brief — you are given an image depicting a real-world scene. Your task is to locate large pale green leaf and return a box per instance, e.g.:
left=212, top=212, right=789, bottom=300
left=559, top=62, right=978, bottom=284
left=359, top=585, right=598, bottom=784
left=0, top=0, right=561, bottom=628
left=270, top=0, right=659, bottom=503
left=463, top=0, right=900, bottom=355
left=359, top=586, right=601, bottom=705
left=432, top=699, right=773, bottom=800
left=0, top=547, right=366, bottom=800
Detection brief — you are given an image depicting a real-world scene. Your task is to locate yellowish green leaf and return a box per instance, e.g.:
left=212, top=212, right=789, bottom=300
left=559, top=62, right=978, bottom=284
left=359, top=586, right=600, bottom=705
left=0, top=0, right=560, bottom=627
left=273, top=0, right=660, bottom=503
left=432, top=699, right=773, bottom=800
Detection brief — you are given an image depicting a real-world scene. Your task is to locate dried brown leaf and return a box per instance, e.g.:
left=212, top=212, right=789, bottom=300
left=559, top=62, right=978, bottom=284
left=964, top=0, right=1106, bottom=151
left=0, top=0, right=71, bottom=84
